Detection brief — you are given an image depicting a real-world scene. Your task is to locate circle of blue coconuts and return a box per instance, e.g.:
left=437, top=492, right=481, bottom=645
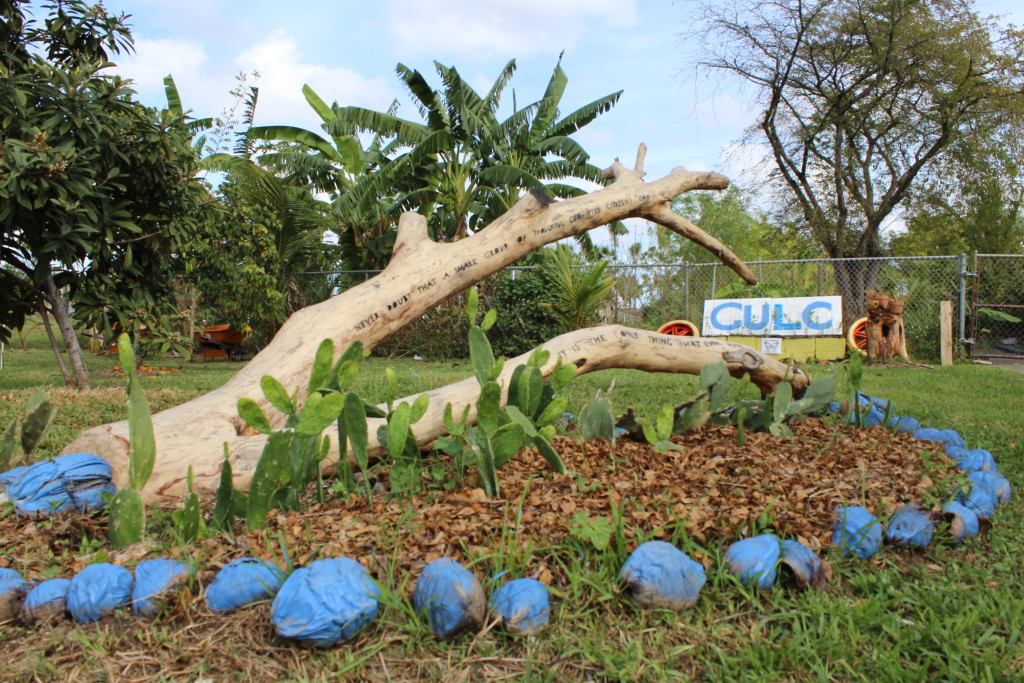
left=0, top=392, right=1010, bottom=647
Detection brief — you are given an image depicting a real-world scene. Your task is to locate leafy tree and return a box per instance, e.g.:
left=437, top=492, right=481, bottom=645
left=331, top=58, right=622, bottom=252
left=187, top=160, right=336, bottom=341
left=647, top=185, right=818, bottom=264
left=0, top=0, right=207, bottom=386
left=689, top=0, right=1024, bottom=309
left=894, top=125, right=1024, bottom=255
left=249, top=84, right=405, bottom=272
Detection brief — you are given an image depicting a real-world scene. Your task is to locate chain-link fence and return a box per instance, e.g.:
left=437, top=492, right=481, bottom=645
left=302, top=254, right=980, bottom=361
left=971, top=254, right=1024, bottom=359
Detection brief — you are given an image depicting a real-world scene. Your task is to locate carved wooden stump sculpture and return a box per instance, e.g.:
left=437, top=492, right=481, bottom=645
left=64, top=145, right=810, bottom=504
left=865, top=291, right=909, bottom=362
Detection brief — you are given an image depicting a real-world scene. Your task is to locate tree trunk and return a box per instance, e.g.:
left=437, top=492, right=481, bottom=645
left=833, top=259, right=883, bottom=325
left=63, top=146, right=788, bottom=504
left=37, top=295, right=73, bottom=388
left=44, top=275, right=90, bottom=390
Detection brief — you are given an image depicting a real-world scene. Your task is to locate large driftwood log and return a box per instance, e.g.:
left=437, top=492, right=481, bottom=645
left=71, top=325, right=808, bottom=502
left=64, top=146, right=792, bottom=504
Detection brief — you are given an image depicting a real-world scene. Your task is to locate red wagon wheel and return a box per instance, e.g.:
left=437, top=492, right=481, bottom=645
left=657, top=320, right=701, bottom=337
left=846, top=317, right=869, bottom=355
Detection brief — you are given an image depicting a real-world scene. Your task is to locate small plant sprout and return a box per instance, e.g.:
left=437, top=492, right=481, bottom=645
left=642, top=405, right=683, bottom=453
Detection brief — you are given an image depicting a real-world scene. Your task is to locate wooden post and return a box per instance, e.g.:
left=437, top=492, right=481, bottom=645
left=940, top=300, right=953, bottom=366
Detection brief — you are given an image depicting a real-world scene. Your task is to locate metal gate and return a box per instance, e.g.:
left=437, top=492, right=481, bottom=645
left=968, top=254, right=1024, bottom=359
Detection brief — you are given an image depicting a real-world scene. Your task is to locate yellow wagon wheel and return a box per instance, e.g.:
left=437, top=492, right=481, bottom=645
left=657, top=320, right=701, bottom=337
left=846, top=317, right=869, bottom=355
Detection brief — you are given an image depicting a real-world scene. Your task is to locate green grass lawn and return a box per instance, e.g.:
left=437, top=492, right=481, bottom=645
left=2, top=321, right=1023, bottom=681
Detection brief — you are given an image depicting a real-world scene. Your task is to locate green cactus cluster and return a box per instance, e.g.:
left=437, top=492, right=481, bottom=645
left=108, top=333, right=157, bottom=548
left=435, top=288, right=573, bottom=498
left=217, top=338, right=384, bottom=532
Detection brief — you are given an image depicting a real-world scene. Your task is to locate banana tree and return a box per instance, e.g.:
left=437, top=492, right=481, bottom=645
left=331, top=58, right=623, bottom=253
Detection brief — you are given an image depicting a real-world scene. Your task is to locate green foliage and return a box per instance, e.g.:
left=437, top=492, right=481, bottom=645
left=641, top=404, right=684, bottom=453
left=107, top=487, right=144, bottom=549
left=448, top=297, right=572, bottom=498
left=108, top=334, right=157, bottom=548
left=569, top=512, right=614, bottom=551
left=977, top=308, right=1022, bottom=324
left=0, top=1, right=208, bottom=381
left=580, top=396, right=615, bottom=445
left=673, top=362, right=732, bottom=432
left=218, top=339, right=388, bottom=529
left=190, top=159, right=336, bottom=339
left=0, top=389, right=52, bottom=470
left=118, top=336, right=156, bottom=490
left=693, top=0, right=1023, bottom=259
left=485, top=269, right=562, bottom=357
left=173, top=467, right=203, bottom=544
left=726, top=375, right=837, bottom=437
left=652, top=186, right=818, bottom=265
left=539, top=244, right=616, bottom=332
left=325, top=57, right=621, bottom=258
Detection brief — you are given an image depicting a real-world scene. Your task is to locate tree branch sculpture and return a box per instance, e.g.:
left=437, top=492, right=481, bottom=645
left=65, top=145, right=807, bottom=504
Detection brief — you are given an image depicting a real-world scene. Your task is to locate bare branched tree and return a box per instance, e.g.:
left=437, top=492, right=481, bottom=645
left=686, top=0, right=1024, bottom=312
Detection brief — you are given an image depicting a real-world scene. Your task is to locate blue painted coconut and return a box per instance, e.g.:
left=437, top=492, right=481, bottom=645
left=132, top=558, right=191, bottom=618
left=913, top=428, right=966, bottom=449
left=886, top=415, right=921, bottom=433
left=412, top=558, right=485, bottom=640
left=271, top=557, right=381, bottom=647
left=0, top=576, right=33, bottom=621
left=941, top=500, right=982, bottom=543
left=724, top=534, right=782, bottom=590
left=66, top=563, right=133, bottom=623
left=885, top=505, right=934, bottom=549
left=969, top=470, right=1011, bottom=505
left=205, top=557, right=284, bottom=613
left=780, top=539, right=830, bottom=590
left=832, top=506, right=882, bottom=559
left=19, top=578, right=72, bottom=626
left=490, top=577, right=550, bottom=635
left=619, top=541, right=706, bottom=610
left=1, top=453, right=114, bottom=515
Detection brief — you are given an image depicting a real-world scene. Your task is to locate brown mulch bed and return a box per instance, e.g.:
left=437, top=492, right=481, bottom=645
left=0, top=419, right=965, bottom=681
left=0, top=419, right=959, bottom=584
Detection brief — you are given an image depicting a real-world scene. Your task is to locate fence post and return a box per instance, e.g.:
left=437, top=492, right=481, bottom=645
left=940, top=301, right=954, bottom=366
left=958, top=253, right=967, bottom=345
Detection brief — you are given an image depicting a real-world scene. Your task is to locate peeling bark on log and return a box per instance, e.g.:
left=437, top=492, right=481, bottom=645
left=64, top=145, right=795, bottom=504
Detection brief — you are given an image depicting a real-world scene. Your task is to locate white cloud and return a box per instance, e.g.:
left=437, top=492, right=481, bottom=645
left=114, top=38, right=211, bottom=110
left=234, top=31, right=395, bottom=130
left=386, top=0, right=638, bottom=58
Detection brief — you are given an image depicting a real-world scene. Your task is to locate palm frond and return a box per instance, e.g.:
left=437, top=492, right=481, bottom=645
left=302, top=84, right=335, bottom=125
left=329, top=106, right=427, bottom=144
left=532, top=56, right=568, bottom=138
left=548, top=91, right=622, bottom=138
left=483, top=59, right=517, bottom=115
left=396, top=63, right=447, bottom=131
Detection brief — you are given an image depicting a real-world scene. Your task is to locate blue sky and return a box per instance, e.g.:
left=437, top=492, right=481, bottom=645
left=27, top=0, right=1024, bottom=247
